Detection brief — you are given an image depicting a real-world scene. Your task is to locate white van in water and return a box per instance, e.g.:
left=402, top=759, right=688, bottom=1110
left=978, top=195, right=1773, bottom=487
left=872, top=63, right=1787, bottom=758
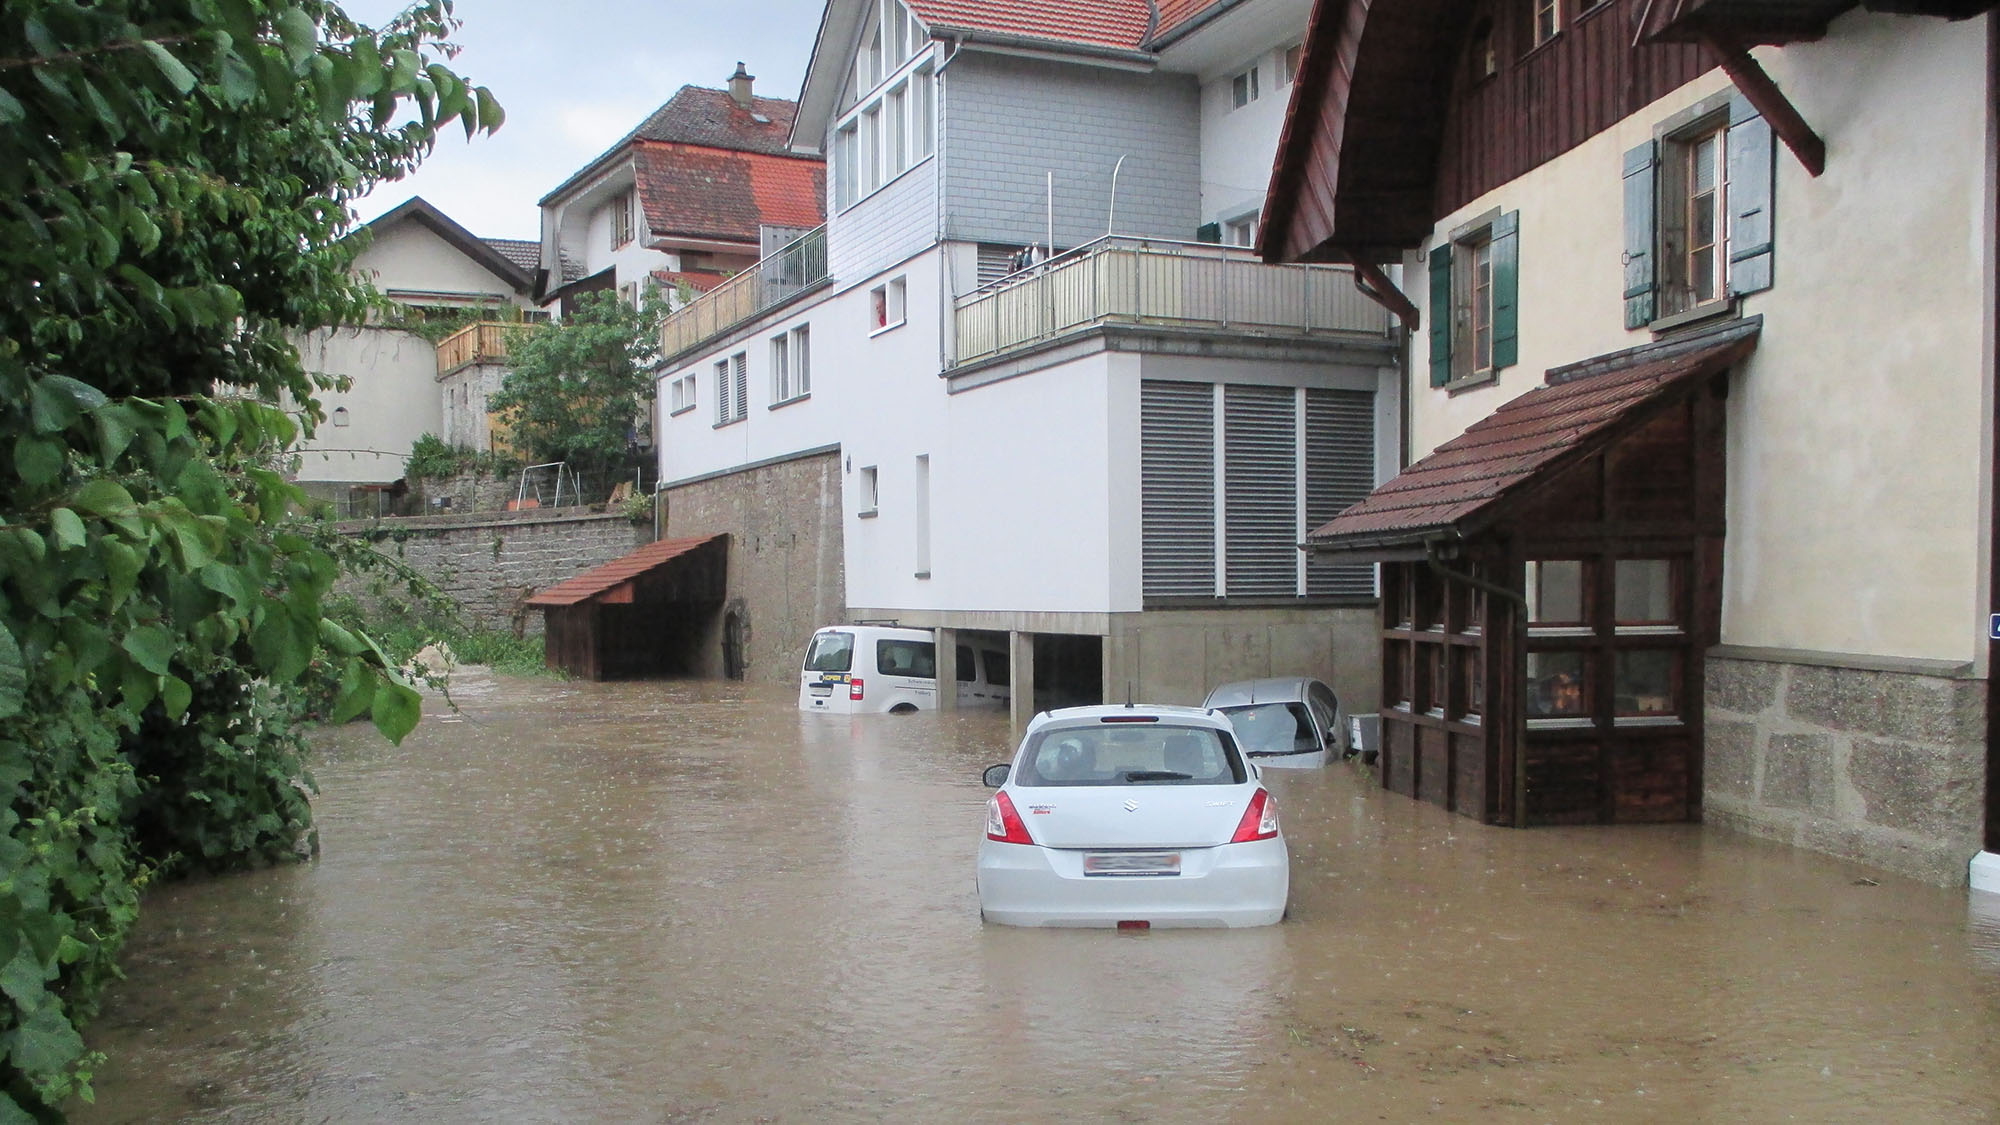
left=798, top=625, right=1012, bottom=713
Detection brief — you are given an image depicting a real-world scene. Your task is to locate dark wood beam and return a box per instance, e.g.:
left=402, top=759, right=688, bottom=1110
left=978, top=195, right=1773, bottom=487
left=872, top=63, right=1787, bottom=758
left=1345, top=253, right=1421, bottom=331
left=1701, top=28, right=1827, bottom=176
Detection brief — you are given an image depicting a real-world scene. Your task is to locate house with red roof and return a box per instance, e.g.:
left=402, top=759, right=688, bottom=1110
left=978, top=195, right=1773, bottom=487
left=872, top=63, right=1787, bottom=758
left=534, top=66, right=827, bottom=315
left=643, top=0, right=1406, bottom=720
left=1258, top=0, right=2000, bottom=888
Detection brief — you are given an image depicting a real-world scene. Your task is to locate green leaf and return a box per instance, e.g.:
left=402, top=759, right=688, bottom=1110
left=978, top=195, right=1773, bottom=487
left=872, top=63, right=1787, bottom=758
left=475, top=87, right=504, bottom=132
left=72, top=480, right=136, bottom=517
left=370, top=678, right=422, bottom=744
left=328, top=661, right=375, bottom=723
left=159, top=675, right=192, bottom=720
left=0, top=87, right=23, bottom=127
left=48, top=509, right=85, bottom=551
left=7, top=1000, right=86, bottom=1078
left=141, top=40, right=199, bottom=94
left=121, top=625, right=174, bottom=676
left=13, top=439, right=64, bottom=489
left=276, top=9, right=319, bottom=67
left=218, top=50, right=259, bottom=105
left=95, top=403, right=138, bottom=467
left=103, top=540, right=141, bottom=608
left=0, top=625, right=24, bottom=720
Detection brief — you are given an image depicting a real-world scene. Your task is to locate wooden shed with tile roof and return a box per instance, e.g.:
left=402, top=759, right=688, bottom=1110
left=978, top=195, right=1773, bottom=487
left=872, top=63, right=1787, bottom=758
left=526, top=535, right=729, bottom=680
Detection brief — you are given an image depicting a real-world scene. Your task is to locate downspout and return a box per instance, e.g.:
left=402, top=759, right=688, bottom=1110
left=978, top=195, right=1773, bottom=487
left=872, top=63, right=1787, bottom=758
left=1425, top=537, right=1530, bottom=828
left=1983, top=12, right=2000, bottom=867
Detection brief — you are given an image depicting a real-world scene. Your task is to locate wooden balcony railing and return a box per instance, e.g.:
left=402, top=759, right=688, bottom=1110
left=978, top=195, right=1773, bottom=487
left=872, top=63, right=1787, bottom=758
left=951, top=237, right=1393, bottom=367
left=659, top=226, right=828, bottom=361
left=436, top=322, right=535, bottom=376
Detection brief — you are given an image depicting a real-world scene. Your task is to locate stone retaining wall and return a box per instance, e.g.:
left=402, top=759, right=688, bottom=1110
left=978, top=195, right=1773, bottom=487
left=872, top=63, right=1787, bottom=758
left=1704, top=651, right=1986, bottom=885
left=343, top=509, right=648, bottom=635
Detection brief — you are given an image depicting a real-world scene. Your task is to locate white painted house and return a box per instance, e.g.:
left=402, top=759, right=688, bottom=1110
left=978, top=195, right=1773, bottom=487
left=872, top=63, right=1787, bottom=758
left=293, top=197, right=538, bottom=506
left=652, top=0, right=1407, bottom=720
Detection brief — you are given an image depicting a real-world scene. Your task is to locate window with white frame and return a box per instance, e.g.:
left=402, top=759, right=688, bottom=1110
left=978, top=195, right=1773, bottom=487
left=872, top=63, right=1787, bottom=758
left=1231, top=66, right=1259, bottom=108
left=1532, top=0, right=1561, bottom=46
left=1223, top=214, right=1257, bottom=247
left=859, top=465, right=879, bottom=515
left=834, top=0, right=934, bottom=211
left=608, top=189, right=634, bottom=249
left=669, top=372, right=697, bottom=415
left=869, top=277, right=906, bottom=332
left=771, top=325, right=811, bottom=403
left=715, top=351, right=747, bottom=425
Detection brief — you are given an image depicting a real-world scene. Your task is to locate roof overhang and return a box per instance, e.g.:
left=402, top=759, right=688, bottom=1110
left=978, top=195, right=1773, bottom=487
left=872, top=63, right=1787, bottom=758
left=792, top=0, right=873, bottom=154
left=525, top=534, right=729, bottom=608
left=1306, top=317, right=1762, bottom=557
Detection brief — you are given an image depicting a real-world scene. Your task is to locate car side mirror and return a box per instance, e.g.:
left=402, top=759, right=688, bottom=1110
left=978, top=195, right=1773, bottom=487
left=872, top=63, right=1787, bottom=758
left=981, top=763, right=1010, bottom=788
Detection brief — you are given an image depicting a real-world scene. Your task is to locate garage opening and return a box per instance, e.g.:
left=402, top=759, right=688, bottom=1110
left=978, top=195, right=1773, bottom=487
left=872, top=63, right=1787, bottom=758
left=1032, top=633, right=1104, bottom=712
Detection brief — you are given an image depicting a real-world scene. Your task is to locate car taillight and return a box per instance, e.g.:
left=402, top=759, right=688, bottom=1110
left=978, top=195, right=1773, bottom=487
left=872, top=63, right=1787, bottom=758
left=849, top=678, right=864, bottom=701
left=1230, top=789, right=1279, bottom=843
left=985, top=791, right=1034, bottom=844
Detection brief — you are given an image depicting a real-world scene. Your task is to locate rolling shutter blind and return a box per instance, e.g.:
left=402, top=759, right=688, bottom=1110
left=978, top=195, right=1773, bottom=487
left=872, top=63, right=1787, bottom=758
left=976, top=244, right=1020, bottom=288
left=1223, top=385, right=1298, bottom=597
left=714, top=360, right=732, bottom=424
left=1428, top=243, right=1453, bottom=386
left=1622, top=141, right=1658, bottom=329
left=1304, top=389, right=1376, bottom=598
left=731, top=353, right=748, bottom=420
left=1491, top=210, right=1519, bottom=370
left=1726, top=94, right=1775, bottom=297
left=1141, top=380, right=1216, bottom=598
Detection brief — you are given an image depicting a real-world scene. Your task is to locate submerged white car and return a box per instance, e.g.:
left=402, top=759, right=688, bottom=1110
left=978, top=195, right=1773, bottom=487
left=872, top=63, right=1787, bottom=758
left=1202, top=677, right=1350, bottom=769
left=976, top=705, right=1289, bottom=929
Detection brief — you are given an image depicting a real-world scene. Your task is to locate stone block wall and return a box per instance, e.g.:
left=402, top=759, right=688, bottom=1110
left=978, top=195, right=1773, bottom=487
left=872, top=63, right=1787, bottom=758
left=1704, top=652, right=1986, bottom=885
left=662, top=449, right=844, bottom=683
left=344, top=509, right=648, bottom=635
left=409, top=470, right=516, bottom=515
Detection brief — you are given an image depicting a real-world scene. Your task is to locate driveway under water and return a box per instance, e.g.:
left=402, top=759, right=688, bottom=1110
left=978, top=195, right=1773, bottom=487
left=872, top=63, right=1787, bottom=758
left=76, top=674, right=2000, bottom=1122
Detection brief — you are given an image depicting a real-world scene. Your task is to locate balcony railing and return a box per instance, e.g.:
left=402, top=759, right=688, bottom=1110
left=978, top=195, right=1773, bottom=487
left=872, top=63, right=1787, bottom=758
left=952, top=237, right=1392, bottom=367
left=659, top=226, right=828, bottom=361
left=436, top=321, right=535, bottom=376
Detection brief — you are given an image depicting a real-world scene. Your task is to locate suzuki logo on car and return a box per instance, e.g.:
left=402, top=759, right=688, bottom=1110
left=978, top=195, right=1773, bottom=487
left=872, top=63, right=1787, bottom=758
left=1122, top=799, right=1139, bottom=812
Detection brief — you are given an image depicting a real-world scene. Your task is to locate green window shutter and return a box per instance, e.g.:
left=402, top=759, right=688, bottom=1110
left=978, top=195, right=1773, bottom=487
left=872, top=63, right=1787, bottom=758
left=1491, top=210, right=1519, bottom=370
left=1622, top=140, right=1657, bottom=329
left=1727, top=93, right=1775, bottom=297
left=1196, top=222, right=1221, bottom=244
left=1428, top=242, right=1453, bottom=387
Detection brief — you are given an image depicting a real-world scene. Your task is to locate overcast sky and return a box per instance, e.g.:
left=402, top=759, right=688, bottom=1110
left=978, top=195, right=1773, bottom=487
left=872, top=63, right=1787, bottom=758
left=347, top=0, right=830, bottom=240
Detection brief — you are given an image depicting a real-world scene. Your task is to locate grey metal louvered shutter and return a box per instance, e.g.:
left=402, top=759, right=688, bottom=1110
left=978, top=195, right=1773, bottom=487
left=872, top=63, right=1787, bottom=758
left=731, top=353, right=748, bottom=421
left=1224, top=384, right=1298, bottom=597
left=1141, top=380, right=1216, bottom=599
left=977, top=244, right=1022, bottom=288
left=1305, top=388, right=1376, bottom=598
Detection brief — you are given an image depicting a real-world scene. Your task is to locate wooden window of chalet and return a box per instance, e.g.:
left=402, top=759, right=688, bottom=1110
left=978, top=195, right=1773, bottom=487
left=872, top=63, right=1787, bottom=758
left=1624, top=94, right=1777, bottom=330
left=1467, top=17, right=1496, bottom=82
left=1531, top=0, right=1560, bottom=48
left=1526, top=559, right=1587, bottom=626
left=608, top=190, right=634, bottom=249
left=1429, top=211, right=1518, bottom=388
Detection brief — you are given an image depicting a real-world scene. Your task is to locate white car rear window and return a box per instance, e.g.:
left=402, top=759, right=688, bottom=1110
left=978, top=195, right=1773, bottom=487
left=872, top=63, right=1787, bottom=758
left=1218, top=703, right=1317, bottom=754
left=1014, top=725, right=1245, bottom=787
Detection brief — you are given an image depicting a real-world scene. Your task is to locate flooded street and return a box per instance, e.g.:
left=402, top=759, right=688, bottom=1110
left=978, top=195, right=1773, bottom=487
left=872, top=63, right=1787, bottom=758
left=78, top=675, right=2000, bottom=1122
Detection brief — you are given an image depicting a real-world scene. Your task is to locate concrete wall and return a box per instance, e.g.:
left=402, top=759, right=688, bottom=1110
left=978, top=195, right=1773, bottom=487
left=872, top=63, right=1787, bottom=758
left=662, top=449, right=845, bottom=683
left=942, top=52, right=1201, bottom=248
left=1405, top=13, right=1988, bottom=665
left=346, top=510, right=649, bottom=635
left=295, top=325, right=441, bottom=485
left=1107, top=605, right=1381, bottom=713
left=1705, top=651, right=1987, bottom=886
left=439, top=360, right=509, bottom=451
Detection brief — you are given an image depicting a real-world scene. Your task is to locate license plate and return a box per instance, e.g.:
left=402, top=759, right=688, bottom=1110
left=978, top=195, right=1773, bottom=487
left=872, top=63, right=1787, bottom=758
left=1084, top=852, right=1180, bottom=877
left=809, top=684, right=832, bottom=696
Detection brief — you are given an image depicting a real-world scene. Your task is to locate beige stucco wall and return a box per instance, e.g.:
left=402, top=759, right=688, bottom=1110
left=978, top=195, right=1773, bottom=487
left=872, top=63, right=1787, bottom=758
left=1407, top=11, right=1990, bottom=664
left=357, top=220, right=531, bottom=307
left=294, top=325, right=441, bottom=484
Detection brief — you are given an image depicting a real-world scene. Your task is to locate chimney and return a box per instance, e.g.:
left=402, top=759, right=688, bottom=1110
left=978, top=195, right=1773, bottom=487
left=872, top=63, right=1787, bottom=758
left=728, top=62, right=754, bottom=108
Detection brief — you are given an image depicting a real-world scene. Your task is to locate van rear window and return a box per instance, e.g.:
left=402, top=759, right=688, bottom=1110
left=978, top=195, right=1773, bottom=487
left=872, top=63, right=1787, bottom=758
left=803, top=631, right=855, bottom=672
left=876, top=639, right=936, bottom=678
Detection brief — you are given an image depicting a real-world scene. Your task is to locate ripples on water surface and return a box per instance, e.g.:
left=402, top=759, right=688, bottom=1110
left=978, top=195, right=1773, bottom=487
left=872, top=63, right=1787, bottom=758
left=77, top=674, right=2000, bottom=1122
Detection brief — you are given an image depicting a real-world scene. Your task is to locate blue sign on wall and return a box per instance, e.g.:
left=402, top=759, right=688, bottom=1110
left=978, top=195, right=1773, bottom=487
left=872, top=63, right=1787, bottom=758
left=1990, top=613, right=2000, bottom=641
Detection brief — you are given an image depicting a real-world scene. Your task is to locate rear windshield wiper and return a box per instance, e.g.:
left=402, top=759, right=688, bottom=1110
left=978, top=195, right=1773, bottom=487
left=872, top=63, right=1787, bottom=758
left=1124, top=770, right=1193, bottom=782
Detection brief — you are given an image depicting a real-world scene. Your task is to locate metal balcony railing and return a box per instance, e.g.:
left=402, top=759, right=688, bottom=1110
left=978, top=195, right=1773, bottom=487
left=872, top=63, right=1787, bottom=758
left=435, top=321, right=535, bottom=376
left=951, top=236, right=1393, bottom=367
left=659, top=225, right=829, bottom=361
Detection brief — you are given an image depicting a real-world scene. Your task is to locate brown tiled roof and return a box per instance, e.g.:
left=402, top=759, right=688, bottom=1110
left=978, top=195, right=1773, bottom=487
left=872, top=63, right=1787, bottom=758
left=650, top=269, right=727, bottom=294
left=906, top=0, right=1152, bottom=51
left=630, top=85, right=804, bottom=156
left=1307, top=319, right=1762, bottom=552
left=483, top=238, right=540, bottom=274
left=525, top=534, right=726, bottom=607
left=634, top=142, right=826, bottom=247
left=1153, top=0, right=1231, bottom=38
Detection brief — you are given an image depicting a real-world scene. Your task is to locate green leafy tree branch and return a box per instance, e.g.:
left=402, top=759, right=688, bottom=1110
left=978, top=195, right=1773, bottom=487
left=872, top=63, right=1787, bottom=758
left=488, top=290, right=663, bottom=492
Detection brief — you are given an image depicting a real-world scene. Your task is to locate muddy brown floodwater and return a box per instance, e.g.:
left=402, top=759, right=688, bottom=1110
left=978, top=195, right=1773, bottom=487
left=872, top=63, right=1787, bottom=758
left=74, top=673, right=2000, bottom=1122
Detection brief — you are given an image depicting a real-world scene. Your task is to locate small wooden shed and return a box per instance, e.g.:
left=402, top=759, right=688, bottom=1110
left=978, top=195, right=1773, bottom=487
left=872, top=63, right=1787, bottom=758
left=1307, top=319, right=1758, bottom=826
left=526, top=534, right=728, bottom=680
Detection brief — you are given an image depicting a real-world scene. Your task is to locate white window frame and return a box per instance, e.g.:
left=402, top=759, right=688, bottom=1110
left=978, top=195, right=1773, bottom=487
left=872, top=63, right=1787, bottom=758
left=770, top=332, right=791, bottom=403
left=859, top=465, right=879, bottom=516
left=1231, top=66, right=1259, bottom=109
left=1279, top=44, right=1303, bottom=86
left=833, top=1, right=934, bottom=213
left=1533, top=0, right=1561, bottom=46
left=669, top=373, right=697, bottom=416
left=769, top=324, right=811, bottom=405
left=869, top=277, right=907, bottom=334
left=715, top=351, right=748, bottom=426
left=792, top=325, right=811, bottom=397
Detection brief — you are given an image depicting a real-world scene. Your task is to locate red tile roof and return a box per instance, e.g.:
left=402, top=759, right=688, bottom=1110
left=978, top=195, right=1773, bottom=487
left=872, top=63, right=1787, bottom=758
left=525, top=535, right=726, bottom=608
left=634, top=142, right=826, bottom=247
left=630, top=85, right=805, bottom=157
left=1154, top=0, right=1231, bottom=37
left=905, top=0, right=1153, bottom=50
left=1307, top=320, right=1761, bottom=551
left=650, top=269, right=727, bottom=294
